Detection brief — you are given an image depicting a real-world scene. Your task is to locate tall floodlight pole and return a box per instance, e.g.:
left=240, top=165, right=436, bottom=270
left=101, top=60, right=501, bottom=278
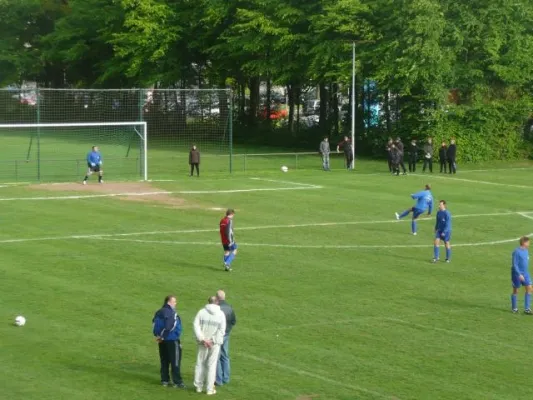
left=351, top=41, right=356, bottom=169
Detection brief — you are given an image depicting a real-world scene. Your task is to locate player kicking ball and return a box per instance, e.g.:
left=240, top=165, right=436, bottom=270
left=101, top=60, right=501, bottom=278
left=433, top=200, right=451, bottom=263
left=219, top=209, right=237, bottom=272
left=395, top=184, right=433, bottom=235
left=83, top=146, right=104, bottom=184
left=511, top=236, right=532, bottom=314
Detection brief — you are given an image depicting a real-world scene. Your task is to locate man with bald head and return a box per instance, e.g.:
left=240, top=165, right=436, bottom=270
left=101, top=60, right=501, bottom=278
left=193, top=296, right=226, bottom=395
left=215, top=290, right=237, bottom=387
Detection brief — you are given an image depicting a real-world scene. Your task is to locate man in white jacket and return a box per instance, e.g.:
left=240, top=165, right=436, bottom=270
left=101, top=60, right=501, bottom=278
left=193, top=296, right=227, bottom=395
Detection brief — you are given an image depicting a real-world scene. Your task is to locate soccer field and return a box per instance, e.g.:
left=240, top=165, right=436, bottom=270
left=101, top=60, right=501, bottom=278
left=2, top=163, right=533, bottom=400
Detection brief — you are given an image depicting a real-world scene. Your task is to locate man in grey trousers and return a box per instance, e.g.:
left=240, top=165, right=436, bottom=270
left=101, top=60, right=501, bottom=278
left=319, top=137, right=330, bottom=171
left=215, top=290, right=237, bottom=387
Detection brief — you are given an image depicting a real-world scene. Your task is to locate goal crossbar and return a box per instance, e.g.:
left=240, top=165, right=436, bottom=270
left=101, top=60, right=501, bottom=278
left=0, top=121, right=148, bottom=181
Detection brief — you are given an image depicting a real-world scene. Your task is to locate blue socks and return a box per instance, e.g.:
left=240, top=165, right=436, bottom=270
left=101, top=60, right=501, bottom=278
left=526, top=293, right=531, bottom=310
left=226, top=252, right=236, bottom=266
left=445, top=247, right=451, bottom=261
left=411, top=220, right=417, bottom=234
left=434, top=245, right=439, bottom=260
left=223, top=254, right=230, bottom=264
left=511, top=294, right=517, bottom=310
left=399, top=210, right=410, bottom=219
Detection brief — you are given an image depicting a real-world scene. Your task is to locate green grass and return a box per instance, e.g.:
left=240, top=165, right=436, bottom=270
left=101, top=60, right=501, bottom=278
left=2, top=163, right=533, bottom=399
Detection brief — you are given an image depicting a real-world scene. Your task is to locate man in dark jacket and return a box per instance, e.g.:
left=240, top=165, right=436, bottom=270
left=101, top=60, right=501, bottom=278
left=390, top=144, right=401, bottom=176
left=336, top=136, right=354, bottom=170
left=447, top=139, right=457, bottom=174
left=153, top=295, right=185, bottom=388
left=215, top=290, right=237, bottom=386
left=386, top=137, right=393, bottom=172
left=422, top=138, right=433, bottom=173
left=408, top=139, right=418, bottom=172
left=189, top=145, right=200, bottom=177
left=439, top=141, right=448, bottom=173
left=395, top=137, right=407, bottom=175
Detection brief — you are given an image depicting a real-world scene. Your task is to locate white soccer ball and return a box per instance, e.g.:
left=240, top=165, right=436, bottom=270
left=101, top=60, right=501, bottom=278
left=15, top=316, right=26, bottom=326
left=281, top=166, right=288, bottom=173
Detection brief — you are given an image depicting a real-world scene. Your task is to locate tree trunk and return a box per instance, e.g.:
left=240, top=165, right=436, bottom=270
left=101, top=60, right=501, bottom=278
left=332, top=82, right=339, bottom=137
left=287, top=84, right=294, bottom=133
left=318, top=81, right=328, bottom=132
left=248, top=77, right=260, bottom=125
left=384, top=89, right=392, bottom=136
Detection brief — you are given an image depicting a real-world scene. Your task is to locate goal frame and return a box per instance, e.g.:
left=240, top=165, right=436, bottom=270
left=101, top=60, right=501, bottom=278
left=0, top=121, right=148, bottom=181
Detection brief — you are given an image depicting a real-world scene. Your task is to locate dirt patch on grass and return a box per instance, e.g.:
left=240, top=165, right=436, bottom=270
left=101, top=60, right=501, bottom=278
left=296, top=395, right=319, bottom=400
left=30, top=182, right=188, bottom=208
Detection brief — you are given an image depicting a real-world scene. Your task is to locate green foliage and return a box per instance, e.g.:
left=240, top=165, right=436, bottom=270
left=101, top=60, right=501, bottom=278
left=0, top=0, right=532, bottom=161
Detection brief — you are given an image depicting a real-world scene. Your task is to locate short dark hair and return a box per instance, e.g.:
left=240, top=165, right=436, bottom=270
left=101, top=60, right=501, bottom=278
left=92, top=145, right=97, bottom=150
left=439, top=200, right=446, bottom=205
left=425, top=184, right=431, bottom=190
left=226, top=208, right=235, bottom=216
left=164, top=295, right=176, bottom=305
left=520, top=236, right=530, bottom=246
left=208, top=295, right=217, bottom=304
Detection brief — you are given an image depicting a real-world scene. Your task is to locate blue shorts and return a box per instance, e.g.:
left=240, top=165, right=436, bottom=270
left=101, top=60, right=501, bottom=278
left=223, top=243, right=238, bottom=252
left=512, top=271, right=532, bottom=288
left=412, top=208, right=425, bottom=218
left=435, top=231, right=451, bottom=242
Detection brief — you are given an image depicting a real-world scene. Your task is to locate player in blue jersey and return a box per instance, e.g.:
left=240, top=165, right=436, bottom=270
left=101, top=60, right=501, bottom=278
left=395, top=184, right=433, bottom=235
left=83, top=146, right=103, bottom=184
left=433, top=200, right=451, bottom=263
left=511, top=236, right=532, bottom=314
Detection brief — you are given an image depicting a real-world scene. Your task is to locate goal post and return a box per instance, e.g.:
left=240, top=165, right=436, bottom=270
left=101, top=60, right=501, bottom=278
left=0, top=121, right=147, bottom=182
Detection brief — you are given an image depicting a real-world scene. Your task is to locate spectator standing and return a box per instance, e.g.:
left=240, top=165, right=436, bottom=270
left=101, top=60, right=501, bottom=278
left=386, top=138, right=393, bottom=172
left=152, top=295, right=186, bottom=389
left=395, top=137, right=407, bottom=175
left=439, top=141, right=448, bottom=173
left=193, top=296, right=226, bottom=395
left=189, top=145, right=200, bottom=177
left=390, top=144, right=401, bottom=176
left=422, top=138, right=434, bottom=173
left=447, top=139, right=457, bottom=174
left=319, top=137, right=330, bottom=171
left=336, top=136, right=354, bottom=170
left=215, top=290, right=237, bottom=387
left=408, top=139, right=418, bottom=172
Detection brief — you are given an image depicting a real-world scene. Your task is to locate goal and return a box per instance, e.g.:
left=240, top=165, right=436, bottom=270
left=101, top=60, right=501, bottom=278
left=0, top=121, right=147, bottom=182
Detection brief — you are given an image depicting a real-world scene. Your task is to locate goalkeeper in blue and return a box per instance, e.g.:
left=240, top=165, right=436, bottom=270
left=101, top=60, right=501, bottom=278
left=395, top=184, right=433, bottom=235
left=433, top=200, right=451, bottom=263
left=83, top=146, right=103, bottom=184
left=511, top=236, right=532, bottom=314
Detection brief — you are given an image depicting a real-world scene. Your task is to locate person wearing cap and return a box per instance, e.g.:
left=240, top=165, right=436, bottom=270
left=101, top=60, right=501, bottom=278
left=219, top=209, right=237, bottom=272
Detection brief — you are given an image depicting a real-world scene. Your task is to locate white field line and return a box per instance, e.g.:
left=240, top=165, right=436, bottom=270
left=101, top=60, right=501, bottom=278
left=236, top=352, right=397, bottom=400
left=419, top=174, right=533, bottom=189
left=249, top=177, right=320, bottom=188
left=98, top=233, right=533, bottom=249
left=0, top=185, right=322, bottom=201
left=0, top=211, right=527, bottom=245
left=518, top=212, right=533, bottom=222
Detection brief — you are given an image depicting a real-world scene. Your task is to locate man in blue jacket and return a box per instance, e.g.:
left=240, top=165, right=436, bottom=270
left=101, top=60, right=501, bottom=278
left=153, top=295, right=186, bottom=388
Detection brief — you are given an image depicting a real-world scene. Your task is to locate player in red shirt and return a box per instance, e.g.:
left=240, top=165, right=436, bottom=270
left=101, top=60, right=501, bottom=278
left=220, top=209, right=237, bottom=272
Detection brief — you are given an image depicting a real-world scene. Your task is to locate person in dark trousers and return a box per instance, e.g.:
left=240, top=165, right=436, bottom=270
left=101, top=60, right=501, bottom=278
left=395, top=137, right=407, bottom=175
left=336, top=136, right=354, bottom=170
left=215, top=290, right=237, bottom=387
left=189, top=145, right=200, bottom=177
left=439, top=141, right=448, bottom=173
left=447, top=139, right=457, bottom=174
left=153, top=295, right=186, bottom=389
left=422, top=138, right=434, bottom=173
left=390, top=144, right=401, bottom=176
left=386, top=137, right=393, bottom=172
left=408, top=139, right=418, bottom=172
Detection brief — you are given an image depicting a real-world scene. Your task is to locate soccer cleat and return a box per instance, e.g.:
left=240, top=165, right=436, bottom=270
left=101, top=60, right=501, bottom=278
left=196, top=387, right=203, bottom=393
left=525, top=309, right=532, bottom=315
left=512, top=308, right=519, bottom=314
left=207, top=389, right=217, bottom=396
left=445, top=259, right=450, bottom=263
left=99, top=180, right=104, bottom=184
left=161, top=382, right=169, bottom=387
left=224, top=265, right=232, bottom=272
left=82, top=180, right=87, bottom=185
left=432, top=258, right=438, bottom=263
left=395, top=212, right=400, bottom=220
left=412, top=232, right=417, bottom=236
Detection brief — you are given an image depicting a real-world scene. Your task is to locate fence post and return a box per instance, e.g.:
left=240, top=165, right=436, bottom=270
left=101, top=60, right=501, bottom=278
left=229, top=91, right=233, bottom=174
left=36, top=87, right=41, bottom=181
